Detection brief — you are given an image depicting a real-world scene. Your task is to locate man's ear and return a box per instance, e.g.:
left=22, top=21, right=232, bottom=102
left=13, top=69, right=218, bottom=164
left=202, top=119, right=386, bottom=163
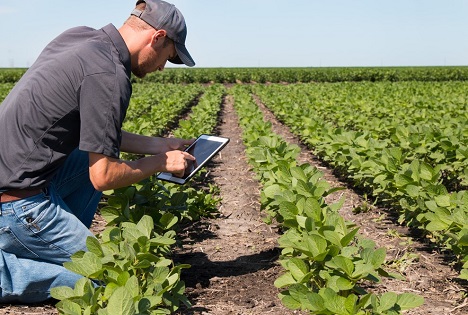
left=151, top=29, right=167, bottom=46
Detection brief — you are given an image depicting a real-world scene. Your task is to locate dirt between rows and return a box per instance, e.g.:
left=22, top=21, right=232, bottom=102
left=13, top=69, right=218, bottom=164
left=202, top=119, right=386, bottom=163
left=1, top=88, right=467, bottom=315
left=171, top=92, right=468, bottom=315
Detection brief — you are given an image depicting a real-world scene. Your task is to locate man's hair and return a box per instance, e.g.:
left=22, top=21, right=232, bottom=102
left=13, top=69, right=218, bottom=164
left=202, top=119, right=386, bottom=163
left=124, top=2, right=153, bottom=31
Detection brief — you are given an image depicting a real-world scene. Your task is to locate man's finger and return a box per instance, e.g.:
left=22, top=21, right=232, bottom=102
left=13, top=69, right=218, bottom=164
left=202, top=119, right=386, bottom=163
left=182, top=152, right=196, bottom=160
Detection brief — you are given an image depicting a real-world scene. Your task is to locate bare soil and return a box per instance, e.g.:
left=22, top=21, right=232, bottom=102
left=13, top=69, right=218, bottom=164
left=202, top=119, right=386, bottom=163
left=1, top=87, right=467, bottom=315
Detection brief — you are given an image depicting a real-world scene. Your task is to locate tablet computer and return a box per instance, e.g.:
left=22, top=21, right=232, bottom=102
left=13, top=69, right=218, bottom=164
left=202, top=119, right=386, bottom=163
left=156, top=134, right=230, bottom=185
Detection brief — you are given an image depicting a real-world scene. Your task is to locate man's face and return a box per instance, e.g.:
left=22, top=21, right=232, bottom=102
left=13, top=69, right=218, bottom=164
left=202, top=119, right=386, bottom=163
left=133, top=36, right=177, bottom=78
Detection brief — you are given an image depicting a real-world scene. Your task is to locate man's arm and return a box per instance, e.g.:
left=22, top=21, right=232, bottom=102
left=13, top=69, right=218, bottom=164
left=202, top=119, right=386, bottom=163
left=89, top=148, right=195, bottom=191
left=120, top=130, right=193, bottom=155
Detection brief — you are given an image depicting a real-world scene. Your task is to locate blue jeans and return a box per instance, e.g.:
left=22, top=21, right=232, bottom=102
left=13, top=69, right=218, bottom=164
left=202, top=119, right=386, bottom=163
left=0, top=149, right=102, bottom=303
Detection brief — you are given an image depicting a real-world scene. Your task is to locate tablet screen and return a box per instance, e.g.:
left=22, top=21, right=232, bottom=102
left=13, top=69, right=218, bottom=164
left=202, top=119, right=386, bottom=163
left=157, top=135, right=229, bottom=184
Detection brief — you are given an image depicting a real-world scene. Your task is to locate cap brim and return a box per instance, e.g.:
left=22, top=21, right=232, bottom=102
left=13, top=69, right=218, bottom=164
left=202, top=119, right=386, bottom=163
left=169, top=42, right=195, bottom=67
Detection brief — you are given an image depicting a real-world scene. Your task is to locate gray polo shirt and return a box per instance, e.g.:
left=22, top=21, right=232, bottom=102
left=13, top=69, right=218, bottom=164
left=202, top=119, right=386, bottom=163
left=0, top=24, right=132, bottom=191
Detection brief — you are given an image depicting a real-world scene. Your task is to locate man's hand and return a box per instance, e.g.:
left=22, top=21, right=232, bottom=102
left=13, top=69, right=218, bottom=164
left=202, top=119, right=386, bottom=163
left=159, top=150, right=196, bottom=177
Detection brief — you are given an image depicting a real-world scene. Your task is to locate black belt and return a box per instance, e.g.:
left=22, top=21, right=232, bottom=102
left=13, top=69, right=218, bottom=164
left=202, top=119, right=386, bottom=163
left=0, top=189, right=43, bottom=203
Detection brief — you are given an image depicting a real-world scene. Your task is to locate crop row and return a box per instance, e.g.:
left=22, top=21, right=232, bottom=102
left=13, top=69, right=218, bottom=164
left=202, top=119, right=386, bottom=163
left=51, top=84, right=226, bottom=314
left=253, top=82, right=467, bottom=190
left=230, top=85, right=423, bottom=314
left=0, top=82, right=14, bottom=102
left=124, top=83, right=203, bottom=137
left=252, top=82, right=468, bottom=279
left=4, top=66, right=468, bottom=84
left=133, top=66, right=468, bottom=84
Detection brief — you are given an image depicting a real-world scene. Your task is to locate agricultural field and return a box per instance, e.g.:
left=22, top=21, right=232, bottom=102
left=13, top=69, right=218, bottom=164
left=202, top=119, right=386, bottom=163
left=0, top=67, right=467, bottom=314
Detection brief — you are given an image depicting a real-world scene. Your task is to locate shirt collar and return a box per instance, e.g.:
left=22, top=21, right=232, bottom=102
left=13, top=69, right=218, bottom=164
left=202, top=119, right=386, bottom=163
left=101, top=23, right=131, bottom=78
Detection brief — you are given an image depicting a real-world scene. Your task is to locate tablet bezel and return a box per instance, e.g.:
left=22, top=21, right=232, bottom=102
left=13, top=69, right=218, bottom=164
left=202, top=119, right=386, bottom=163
left=156, top=134, right=229, bottom=185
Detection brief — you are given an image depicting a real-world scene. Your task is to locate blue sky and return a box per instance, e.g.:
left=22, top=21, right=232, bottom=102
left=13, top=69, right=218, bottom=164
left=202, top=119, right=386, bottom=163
left=1, top=0, right=468, bottom=68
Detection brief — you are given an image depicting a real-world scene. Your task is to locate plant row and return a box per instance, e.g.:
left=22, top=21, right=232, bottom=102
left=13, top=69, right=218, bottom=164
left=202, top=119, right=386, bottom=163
left=252, top=82, right=468, bottom=279
left=0, top=82, right=15, bottom=102
left=124, top=83, right=203, bottom=137
left=138, top=66, right=468, bottom=84
left=4, top=66, right=468, bottom=84
left=253, top=82, right=467, bottom=190
left=51, top=84, right=226, bottom=314
left=0, top=68, right=26, bottom=83
left=230, top=85, right=423, bottom=314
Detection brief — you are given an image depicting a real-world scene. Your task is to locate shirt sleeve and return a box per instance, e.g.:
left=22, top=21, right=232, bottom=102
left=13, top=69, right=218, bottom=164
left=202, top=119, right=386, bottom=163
left=78, top=72, right=127, bottom=158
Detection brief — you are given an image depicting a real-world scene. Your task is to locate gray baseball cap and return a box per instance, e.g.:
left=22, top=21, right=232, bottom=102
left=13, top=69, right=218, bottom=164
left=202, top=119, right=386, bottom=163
left=131, top=0, right=195, bottom=67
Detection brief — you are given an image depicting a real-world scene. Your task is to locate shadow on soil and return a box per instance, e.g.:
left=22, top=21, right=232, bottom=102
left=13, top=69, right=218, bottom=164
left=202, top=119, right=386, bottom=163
left=175, top=247, right=281, bottom=288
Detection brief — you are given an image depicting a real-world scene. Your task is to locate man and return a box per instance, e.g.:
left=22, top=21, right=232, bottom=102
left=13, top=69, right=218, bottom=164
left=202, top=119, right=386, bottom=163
left=0, top=0, right=196, bottom=303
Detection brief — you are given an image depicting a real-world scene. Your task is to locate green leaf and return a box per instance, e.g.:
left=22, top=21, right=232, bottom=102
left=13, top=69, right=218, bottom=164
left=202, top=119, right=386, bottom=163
left=344, top=294, right=358, bottom=313
left=150, top=235, right=176, bottom=246
left=352, top=262, right=375, bottom=279
left=134, top=259, right=152, bottom=269
left=158, top=213, right=178, bottom=230
left=322, top=289, right=351, bottom=315
left=296, top=215, right=313, bottom=230
left=143, top=295, right=163, bottom=308
left=86, top=237, right=104, bottom=257
left=327, top=256, right=354, bottom=276
left=394, top=174, right=413, bottom=187
left=425, top=200, right=439, bottom=211
left=304, top=234, right=328, bottom=259
left=101, top=227, right=121, bottom=243
left=406, top=185, right=421, bottom=198
left=61, top=300, right=82, bottom=315
left=327, top=276, right=354, bottom=291
left=459, top=269, right=468, bottom=280
left=124, top=275, right=140, bottom=299
left=136, top=215, right=154, bottom=238
left=137, top=298, right=152, bottom=313
left=122, top=226, right=145, bottom=243
left=341, top=228, right=359, bottom=247
left=288, top=284, right=313, bottom=309
left=279, top=293, right=302, bottom=310
left=370, top=248, right=386, bottom=268
left=420, top=162, right=435, bottom=181
left=63, top=252, right=103, bottom=277
left=303, top=197, right=323, bottom=220
left=50, top=286, right=75, bottom=301
left=286, top=258, right=309, bottom=281
left=103, top=282, right=119, bottom=300
left=458, top=233, right=468, bottom=246
left=323, top=230, right=343, bottom=248
left=296, top=180, right=313, bottom=198
left=290, top=166, right=308, bottom=182
left=117, top=272, right=130, bottom=286
left=107, top=287, right=135, bottom=315
left=166, top=272, right=179, bottom=287
left=304, top=292, right=326, bottom=312
left=73, top=277, right=93, bottom=297
left=274, top=273, right=296, bottom=288
left=279, top=201, right=298, bottom=219
left=396, top=293, right=424, bottom=310
left=100, top=205, right=125, bottom=225
left=153, top=267, right=170, bottom=284
left=379, top=292, right=398, bottom=311
left=435, top=195, right=451, bottom=207
left=426, top=219, right=449, bottom=232
left=263, top=184, right=282, bottom=199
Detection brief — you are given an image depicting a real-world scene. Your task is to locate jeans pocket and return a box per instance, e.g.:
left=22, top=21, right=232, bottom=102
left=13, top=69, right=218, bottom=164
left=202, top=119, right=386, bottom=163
left=15, top=195, right=51, bottom=233
left=0, top=227, right=39, bottom=259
